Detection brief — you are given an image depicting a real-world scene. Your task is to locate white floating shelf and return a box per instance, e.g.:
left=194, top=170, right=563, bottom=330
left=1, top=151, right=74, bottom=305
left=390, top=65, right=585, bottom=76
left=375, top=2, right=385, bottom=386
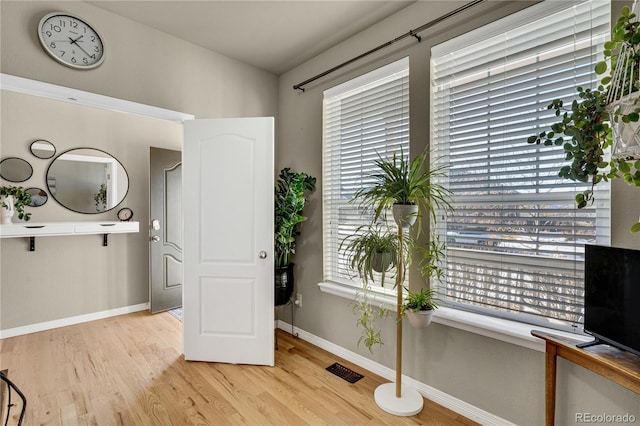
left=0, top=221, right=139, bottom=250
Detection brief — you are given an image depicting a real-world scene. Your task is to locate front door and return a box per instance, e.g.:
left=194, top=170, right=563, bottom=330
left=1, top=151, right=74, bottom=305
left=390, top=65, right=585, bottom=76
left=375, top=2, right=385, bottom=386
left=183, top=118, right=274, bottom=366
left=149, top=147, right=183, bottom=313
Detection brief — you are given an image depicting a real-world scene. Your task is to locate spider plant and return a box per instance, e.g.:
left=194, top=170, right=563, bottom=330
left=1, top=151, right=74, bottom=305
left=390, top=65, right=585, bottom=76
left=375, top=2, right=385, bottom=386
left=352, top=149, right=451, bottom=234
left=353, top=285, right=390, bottom=354
left=340, top=223, right=413, bottom=287
left=402, top=287, right=439, bottom=313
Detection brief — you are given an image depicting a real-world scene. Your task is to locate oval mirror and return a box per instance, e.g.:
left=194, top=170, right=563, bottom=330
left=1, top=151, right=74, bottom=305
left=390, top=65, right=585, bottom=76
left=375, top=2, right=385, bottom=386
left=26, top=187, right=48, bottom=207
left=30, top=140, right=56, bottom=159
left=0, top=157, right=33, bottom=182
left=46, top=148, right=129, bottom=214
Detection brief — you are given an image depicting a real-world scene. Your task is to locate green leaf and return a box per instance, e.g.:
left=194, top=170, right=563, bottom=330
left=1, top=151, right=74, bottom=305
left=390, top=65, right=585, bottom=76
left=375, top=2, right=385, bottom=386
left=594, top=61, right=607, bottom=74
left=631, top=222, right=640, bottom=233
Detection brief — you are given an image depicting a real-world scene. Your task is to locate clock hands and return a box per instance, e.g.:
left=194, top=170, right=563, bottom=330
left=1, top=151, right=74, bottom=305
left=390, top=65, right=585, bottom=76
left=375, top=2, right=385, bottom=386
left=68, top=35, right=92, bottom=58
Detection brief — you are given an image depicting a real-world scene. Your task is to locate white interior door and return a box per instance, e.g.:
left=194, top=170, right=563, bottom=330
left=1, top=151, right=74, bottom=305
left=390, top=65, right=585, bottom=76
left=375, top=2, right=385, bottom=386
left=183, top=117, right=274, bottom=365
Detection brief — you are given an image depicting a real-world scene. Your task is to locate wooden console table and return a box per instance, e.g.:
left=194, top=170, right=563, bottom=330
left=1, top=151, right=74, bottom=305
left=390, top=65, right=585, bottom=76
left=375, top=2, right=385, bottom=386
left=531, top=330, right=640, bottom=426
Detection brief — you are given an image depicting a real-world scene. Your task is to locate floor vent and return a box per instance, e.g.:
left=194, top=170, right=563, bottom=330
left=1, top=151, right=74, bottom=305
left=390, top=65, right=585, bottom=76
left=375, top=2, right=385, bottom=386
left=326, top=362, right=364, bottom=383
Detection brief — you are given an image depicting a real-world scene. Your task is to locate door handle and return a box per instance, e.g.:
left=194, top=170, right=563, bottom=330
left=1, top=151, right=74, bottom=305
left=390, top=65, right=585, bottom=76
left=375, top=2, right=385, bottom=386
left=151, top=235, right=161, bottom=242
left=259, top=251, right=267, bottom=259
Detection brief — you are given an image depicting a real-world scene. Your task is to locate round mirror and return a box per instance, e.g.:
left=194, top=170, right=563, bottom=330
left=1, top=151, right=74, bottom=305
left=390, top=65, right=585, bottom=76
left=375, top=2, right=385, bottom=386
left=30, top=140, right=56, bottom=159
left=46, top=148, right=129, bottom=214
left=26, top=187, right=48, bottom=207
left=0, top=157, right=33, bottom=182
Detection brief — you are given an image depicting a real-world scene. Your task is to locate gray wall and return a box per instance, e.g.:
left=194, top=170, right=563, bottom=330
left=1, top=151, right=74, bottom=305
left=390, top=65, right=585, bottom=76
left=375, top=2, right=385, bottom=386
left=0, top=1, right=278, bottom=119
left=0, top=0, right=278, bottom=329
left=0, top=91, right=182, bottom=327
left=277, top=1, right=640, bottom=425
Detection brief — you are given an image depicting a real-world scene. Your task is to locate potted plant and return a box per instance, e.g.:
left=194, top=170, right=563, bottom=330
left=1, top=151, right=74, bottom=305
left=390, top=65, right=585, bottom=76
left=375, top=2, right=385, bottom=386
left=342, top=223, right=404, bottom=354
left=401, top=233, right=445, bottom=328
left=0, top=186, right=32, bottom=224
left=341, top=223, right=413, bottom=287
left=402, top=288, right=439, bottom=328
left=274, top=167, right=316, bottom=306
left=353, top=149, right=451, bottom=230
left=528, top=4, right=640, bottom=232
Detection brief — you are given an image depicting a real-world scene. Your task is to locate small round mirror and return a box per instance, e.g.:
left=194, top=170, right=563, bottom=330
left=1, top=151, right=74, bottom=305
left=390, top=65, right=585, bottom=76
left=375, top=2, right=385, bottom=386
left=26, top=187, right=48, bottom=207
left=46, top=148, right=129, bottom=214
left=30, top=140, right=56, bottom=159
left=0, top=157, right=33, bottom=182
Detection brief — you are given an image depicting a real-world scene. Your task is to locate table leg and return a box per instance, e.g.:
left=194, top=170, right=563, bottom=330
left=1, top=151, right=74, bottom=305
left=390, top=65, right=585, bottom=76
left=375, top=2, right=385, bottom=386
left=545, top=342, right=557, bottom=426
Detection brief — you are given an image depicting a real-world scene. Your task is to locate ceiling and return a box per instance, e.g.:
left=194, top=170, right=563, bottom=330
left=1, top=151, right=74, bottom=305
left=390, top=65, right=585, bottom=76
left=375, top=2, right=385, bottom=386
left=88, top=1, right=415, bottom=75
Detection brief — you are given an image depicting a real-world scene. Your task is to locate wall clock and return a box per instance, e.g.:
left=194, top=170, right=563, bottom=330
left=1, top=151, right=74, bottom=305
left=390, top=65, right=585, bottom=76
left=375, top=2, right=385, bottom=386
left=37, top=12, right=105, bottom=70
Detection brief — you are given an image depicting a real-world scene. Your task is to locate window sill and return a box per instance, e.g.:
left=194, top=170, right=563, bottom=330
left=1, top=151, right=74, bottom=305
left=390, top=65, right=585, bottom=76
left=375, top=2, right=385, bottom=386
left=318, top=281, right=591, bottom=352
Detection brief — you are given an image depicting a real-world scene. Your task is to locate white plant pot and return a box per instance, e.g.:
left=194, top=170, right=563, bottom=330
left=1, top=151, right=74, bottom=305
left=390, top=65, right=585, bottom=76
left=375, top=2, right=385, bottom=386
left=392, top=204, right=418, bottom=228
left=1, top=195, right=15, bottom=225
left=406, top=309, right=433, bottom=328
left=608, top=92, right=640, bottom=160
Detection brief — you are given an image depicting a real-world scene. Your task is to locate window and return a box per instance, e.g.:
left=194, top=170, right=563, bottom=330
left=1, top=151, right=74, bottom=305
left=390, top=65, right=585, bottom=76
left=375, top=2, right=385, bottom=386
left=430, top=0, right=610, bottom=330
left=323, top=58, right=409, bottom=290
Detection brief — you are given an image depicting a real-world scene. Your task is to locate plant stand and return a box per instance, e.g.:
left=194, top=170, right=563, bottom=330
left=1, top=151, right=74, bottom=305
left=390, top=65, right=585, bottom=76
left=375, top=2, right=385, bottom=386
left=374, top=224, right=423, bottom=416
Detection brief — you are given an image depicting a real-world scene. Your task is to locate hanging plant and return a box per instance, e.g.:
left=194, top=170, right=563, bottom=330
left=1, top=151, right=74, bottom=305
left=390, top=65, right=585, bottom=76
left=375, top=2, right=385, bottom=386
left=527, top=86, right=615, bottom=208
left=528, top=4, right=640, bottom=232
left=340, top=223, right=413, bottom=287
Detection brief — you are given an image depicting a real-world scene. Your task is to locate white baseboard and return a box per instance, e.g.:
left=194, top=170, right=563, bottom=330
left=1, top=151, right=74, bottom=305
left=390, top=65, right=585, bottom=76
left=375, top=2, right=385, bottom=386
left=0, top=302, right=149, bottom=339
left=277, top=320, right=515, bottom=426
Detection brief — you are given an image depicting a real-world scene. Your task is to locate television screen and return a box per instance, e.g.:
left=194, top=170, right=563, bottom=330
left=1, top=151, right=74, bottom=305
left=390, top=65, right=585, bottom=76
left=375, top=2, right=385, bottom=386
left=583, top=245, right=640, bottom=356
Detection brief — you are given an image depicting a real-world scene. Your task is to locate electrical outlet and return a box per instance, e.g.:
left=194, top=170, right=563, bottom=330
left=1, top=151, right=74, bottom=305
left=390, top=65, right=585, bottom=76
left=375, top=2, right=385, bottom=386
left=295, top=293, right=302, bottom=308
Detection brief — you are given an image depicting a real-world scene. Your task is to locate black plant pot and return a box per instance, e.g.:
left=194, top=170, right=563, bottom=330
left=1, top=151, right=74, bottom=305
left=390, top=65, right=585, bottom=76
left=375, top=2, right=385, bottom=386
left=275, top=264, right=294, bottom=306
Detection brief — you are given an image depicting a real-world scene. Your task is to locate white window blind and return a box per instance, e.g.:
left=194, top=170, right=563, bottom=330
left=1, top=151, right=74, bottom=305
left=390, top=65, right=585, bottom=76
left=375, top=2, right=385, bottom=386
left=430, top=0, right=610, bottom=329
left=323, top=58, right=409, bottom=289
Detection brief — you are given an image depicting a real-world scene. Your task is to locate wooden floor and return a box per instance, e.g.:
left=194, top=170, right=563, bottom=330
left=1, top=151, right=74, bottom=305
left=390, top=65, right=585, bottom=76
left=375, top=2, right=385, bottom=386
left=0, top=311, right=477, bottom=425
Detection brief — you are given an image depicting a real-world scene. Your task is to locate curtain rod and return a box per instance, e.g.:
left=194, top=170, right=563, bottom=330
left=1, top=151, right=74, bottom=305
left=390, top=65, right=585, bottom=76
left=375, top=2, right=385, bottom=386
left=292, top=0, right=485, bottom=92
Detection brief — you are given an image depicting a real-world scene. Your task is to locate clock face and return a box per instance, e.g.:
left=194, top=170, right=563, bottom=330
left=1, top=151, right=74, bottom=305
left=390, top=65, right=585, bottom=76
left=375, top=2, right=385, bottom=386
left=38, top=12, right=105, bottom=70
left=117, top=207, right=133, bottom=221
